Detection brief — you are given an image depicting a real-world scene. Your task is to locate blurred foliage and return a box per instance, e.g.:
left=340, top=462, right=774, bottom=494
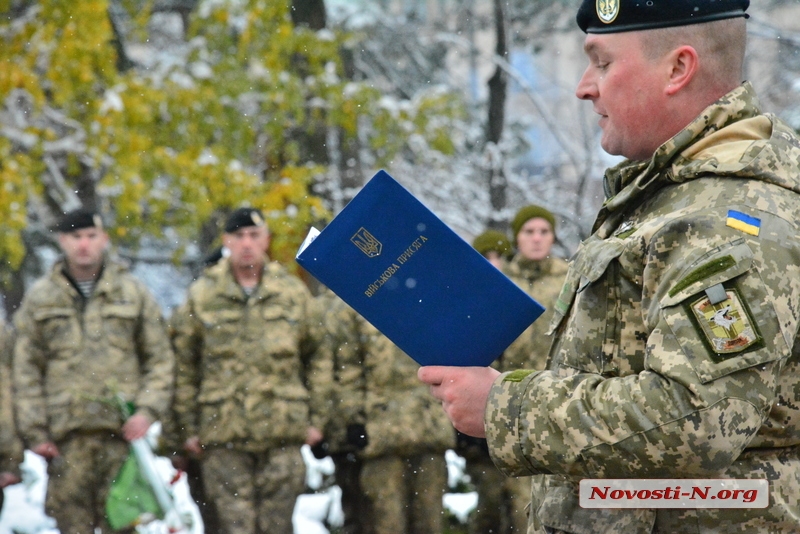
left=0, top=0, right=467, bottom=277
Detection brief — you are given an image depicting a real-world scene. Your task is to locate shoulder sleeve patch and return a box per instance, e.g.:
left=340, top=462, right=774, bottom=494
left=687, top=287, right=763, bottom=362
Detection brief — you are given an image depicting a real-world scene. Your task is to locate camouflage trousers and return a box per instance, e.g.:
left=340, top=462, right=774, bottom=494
left=360, top=453, right=447, bottom=534
left=332, top=452, right=367, bottom=534
left=45, top=432, right=130, bottom=534
left=465, top=455, right=531, bottom=534
left=200, top=446, right=306, bottom=534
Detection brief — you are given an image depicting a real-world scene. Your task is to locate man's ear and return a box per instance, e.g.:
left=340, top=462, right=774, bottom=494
left=665, top=45, right=699, bottom=95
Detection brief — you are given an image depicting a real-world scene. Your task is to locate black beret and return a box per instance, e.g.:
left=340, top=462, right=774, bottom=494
left=224, top=207, right=266, bottom=233
left=55, top=208, right=104, bottom=233
left=577, top=0, right=749, bottom=34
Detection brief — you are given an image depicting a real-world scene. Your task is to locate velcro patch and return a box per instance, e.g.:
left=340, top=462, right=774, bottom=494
left=503, top=369, right=536, bottom=383
left=689, top=288, right=761, bottom=360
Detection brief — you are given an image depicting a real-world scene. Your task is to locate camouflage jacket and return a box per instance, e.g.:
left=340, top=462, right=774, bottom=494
left=13, top=259, right=174, bottom=446
left=171, top=258, right=325, bottom=451
left=486, top=83, right=800, bottom=532
left=315, top=290, right=454, bottom=458
left=0, top=319, right=23, bottom=476
left=501, top=255, right=569, bottom=372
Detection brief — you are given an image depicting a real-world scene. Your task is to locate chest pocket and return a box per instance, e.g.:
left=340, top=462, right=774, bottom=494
left=101, top=303, right=140, bottom=349
left=548, top=236, right=627, bottom=336
left=261, top=305, right=301, bottom=358
left=33, top=307, right=80, bottom=353
left=659, top=238, right=784, bottom=383
left=547, top=237, right=628, bottom=374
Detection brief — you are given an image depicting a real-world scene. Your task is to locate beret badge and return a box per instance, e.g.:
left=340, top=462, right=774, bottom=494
left=597, top=0, right=619, bottom=25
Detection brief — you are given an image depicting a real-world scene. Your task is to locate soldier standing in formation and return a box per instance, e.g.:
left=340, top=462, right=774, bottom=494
left=0, top=317, right=23, bottom=512
left=171, top=207, right=327, bottom=534
left=464, top=209, right=568, bottom=534
left=12, top=208, right=175, bottom=533
left=421, top=0, right=800, bottom=532
left=314, top=290, right=454, bottom=534
left=471, top=229, right=513, bottom=270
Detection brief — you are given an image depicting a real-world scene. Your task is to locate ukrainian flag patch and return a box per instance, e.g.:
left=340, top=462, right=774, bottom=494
left=726, top=210, right=760, bottom=236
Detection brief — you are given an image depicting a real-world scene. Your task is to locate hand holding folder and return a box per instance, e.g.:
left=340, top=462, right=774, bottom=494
left=296, top=170, right=545, bottom=367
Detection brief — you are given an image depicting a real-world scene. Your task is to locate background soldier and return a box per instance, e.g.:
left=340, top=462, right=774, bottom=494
left=12, top=208, right=174, bottom=533
left=472, top=229, right=512, bottom=270
left=314, top=290, right=453, bottom=534
left=422, top=1, right=800, bottom=532
left=0, top=317, right=23, bottom=512
left=171, top=207, right=325, bottom=534
left=463, top=207, right=568, bottom=534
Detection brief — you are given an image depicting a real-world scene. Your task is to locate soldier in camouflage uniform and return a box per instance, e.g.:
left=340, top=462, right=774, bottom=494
left=502, top=206, right=569, bottom=379
left=0, top=318, right=23, bottom=512
left=421, top=1, right=800, bottom=532
left=12, top=208, right=174, bottom=533
left=472, top=229, right=513, bottom=270
left=464, top=211, right=568, bottom=534
left=314, top=290, right=454, bottom=534
left=171, top=208, right=325, bottom=534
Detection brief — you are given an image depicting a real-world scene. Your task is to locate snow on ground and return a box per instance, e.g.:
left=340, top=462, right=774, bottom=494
left=1, top=444, right=476, bottom=534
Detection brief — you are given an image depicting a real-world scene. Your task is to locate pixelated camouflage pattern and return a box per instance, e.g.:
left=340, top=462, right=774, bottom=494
left=502, top=255, right=569, bottom=372
left=43, top=433, right=129, bottom=534
left=465, top=256, right=567, bottom=533
left=171, top=257, right=324, bottom=451
left=200, top=446, right=305, bottom=534
left=360, top=453, right=448, bottom=534
left=12, top=258, right=175, bottom=446
left=0, top=319, right=23, bottom=477
left=485, top=83, right=800, bottom=533
left=314, top=290, right=454, bottom=458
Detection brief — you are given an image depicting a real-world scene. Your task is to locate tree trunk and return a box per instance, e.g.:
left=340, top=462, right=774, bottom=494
left=485, top=0, right=508, bottom=231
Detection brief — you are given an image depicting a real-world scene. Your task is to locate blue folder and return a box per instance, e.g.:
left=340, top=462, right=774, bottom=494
left=296, top=170, right=545, bottom=367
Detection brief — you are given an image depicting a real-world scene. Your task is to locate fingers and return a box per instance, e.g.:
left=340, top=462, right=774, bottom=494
left=417, top=365, right=449, bottom=385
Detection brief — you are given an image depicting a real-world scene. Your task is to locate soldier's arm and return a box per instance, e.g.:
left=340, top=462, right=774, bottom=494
left=133, top=286, right=175, bottom=424
left=485, top=211, right=797, bottom=479
left=335, top=308, right=370, bottom=430
left=304, top=294, right=336, bottom=433
left=11, top=300, right=51, bottom=448
left=0, top=323, right=24, bottom=476
left=170, top=295, right=203, bottom=442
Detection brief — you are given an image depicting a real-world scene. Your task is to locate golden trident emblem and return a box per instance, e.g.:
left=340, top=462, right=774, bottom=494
left=351, top=227, right=382, bottom=257
left=596, top=0, right=619, bottom=24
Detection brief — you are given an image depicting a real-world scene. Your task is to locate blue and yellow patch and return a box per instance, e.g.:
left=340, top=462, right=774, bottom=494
left=726, top=210, right=760, bottom=236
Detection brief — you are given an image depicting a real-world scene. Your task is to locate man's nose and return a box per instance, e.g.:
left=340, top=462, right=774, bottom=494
left=575, top=67, right=596, bottom=101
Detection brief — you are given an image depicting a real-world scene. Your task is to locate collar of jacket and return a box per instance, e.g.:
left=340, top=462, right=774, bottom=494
left=508, top=255, right=556, bottom=280
left=52, top=254, right=123, bottom=297
left=594, top=82, right=762, bottom=236
left=206, top=256, right=283, bottom=301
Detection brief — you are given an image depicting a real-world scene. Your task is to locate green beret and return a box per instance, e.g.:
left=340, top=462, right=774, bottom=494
left=577, top=0, right=749, bottom=34
left=511, top=205, right=556, bottom=238
left=472, top=230, right=512, bottom=258
left=224, top=207, right=266, bottom=233
left=55, top=208, right=104, bottom=233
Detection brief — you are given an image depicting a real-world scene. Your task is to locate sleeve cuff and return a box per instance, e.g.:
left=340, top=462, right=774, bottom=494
left=485, top=370, right=542, bottom=477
